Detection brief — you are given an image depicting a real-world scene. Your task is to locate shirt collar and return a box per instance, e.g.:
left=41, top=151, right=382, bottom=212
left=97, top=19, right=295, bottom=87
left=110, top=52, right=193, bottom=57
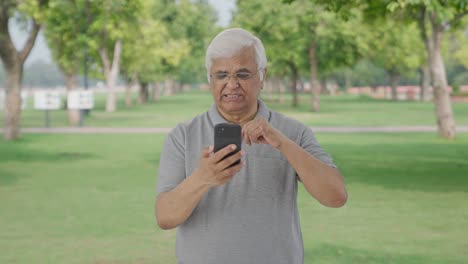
left=208, top=99, right=271, bottom=125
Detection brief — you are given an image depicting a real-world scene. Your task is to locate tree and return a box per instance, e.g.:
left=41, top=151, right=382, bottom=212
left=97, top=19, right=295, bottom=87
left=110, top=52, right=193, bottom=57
left=380, top=0, right=467, bottom=138
left=299, top=4, right=367, bottom=110
left=120, top=0, right=190, bottom=104
left=234, top=0, right=307, bottom=107
left=148, top=0, right=217, bottom=96
left=0, top=0, right=49, bottom=140
left=44, top=0, right=87, bottom=125
left=235, top=0, right=366, bottom=110
left=86, top=0, right=141, bottom=112
left=367, top=19, right=422, bottom=100
left=166, top=0, right=219, bottom=86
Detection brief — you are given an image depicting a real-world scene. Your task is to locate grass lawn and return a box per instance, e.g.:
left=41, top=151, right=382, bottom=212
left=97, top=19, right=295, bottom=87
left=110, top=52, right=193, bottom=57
left=7, top=90, right=468, bottom=128
left=1, top=133, right=467, bottom=263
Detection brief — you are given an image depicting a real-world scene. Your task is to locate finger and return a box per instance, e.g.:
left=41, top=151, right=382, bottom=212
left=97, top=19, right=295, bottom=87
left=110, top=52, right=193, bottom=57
left=219, top=150, right=243, bottom=169
left=219, top=162, right=243, bottom=180
left=243, top=122, right=260, bottom=145
left=241, top=129, right=248, bottom=145
left=213, top=144, right=237, bottom=162
left=249, top=126, right=264, bottom=144
left=218, top=173, right=235, bottom=185
left=202, top=145, right=214, bottom=157
left=244, top=132, right=251, bottom=145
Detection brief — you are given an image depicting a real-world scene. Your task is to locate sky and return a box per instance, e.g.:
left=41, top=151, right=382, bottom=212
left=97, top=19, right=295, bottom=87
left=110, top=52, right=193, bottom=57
left=9, top=0, right=235, bottom=66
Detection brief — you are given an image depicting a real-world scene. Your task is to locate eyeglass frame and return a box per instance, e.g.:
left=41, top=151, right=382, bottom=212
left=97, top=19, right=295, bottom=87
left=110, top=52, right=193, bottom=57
left=209, top=68, right=263, bottom=84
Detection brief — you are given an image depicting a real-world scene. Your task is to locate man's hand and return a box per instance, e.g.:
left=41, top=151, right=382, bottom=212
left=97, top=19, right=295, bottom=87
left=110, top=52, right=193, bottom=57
left=242, top=117, right=284, bottom=148
left=194, top=145, right=243, bottom=187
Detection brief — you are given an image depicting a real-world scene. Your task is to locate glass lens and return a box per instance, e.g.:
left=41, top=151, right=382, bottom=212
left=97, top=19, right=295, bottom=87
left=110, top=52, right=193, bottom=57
left=236, top=72, right=252, bottom=80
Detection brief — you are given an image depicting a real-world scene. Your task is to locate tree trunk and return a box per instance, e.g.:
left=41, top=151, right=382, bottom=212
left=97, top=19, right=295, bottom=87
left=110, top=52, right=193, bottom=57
left=417, top=7, right=433, bottom=103
left=3, top=65, right=22, bottom=140
left=124, top=81, right=133, bottom=108
left=288, top=62, right=298, bottom=107
left=430, top=26, right=456, bottom=139
left=389, top=71, right=400, bottom=101
left=309, top=41, right=320, bottom=112
left=278, top=78, right=286, bottom=103
left=164, top=79, right=174, bottom=96
left=139, top=82, right=149, bottom=104
left=64, top=72, right=80, bottom=126
left=174, top=81, right=181, bottom=94
left=124, top=73, right=136, bottom=108
left=344, top=69, right=351, bottom=92
left=0, top=15, right=41, bottom=140
left=99, top=39, right=122, bottom=113
left=320, top=78, right=327, bottom=95
left=419, top=64, right=430, bottom=101
left=152, top=82, right=161, bottom=102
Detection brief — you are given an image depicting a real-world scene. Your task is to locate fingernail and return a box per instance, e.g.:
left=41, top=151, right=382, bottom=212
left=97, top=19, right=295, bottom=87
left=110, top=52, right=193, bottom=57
left=231, top=145, right=236, bottom=150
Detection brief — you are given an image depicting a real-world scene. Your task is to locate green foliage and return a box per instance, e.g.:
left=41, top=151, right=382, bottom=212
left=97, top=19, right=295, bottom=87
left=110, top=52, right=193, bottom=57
left=233, top=0, right=305, bottom=77
left=348, top=59, right=388, bottom=87
left=312, top=8, right=369, bottom=76
left=152, top=0, right=219, bottom=83
left=85, top=0, right=142, bottom=71
left=44, top=0, right=87, bottom=75
left=17, top=0, right=50, bottom=23
left=450, top=23, right=468, bottom=68
left=234, top=0, right=367, bottom=80
left=120, top=0, right=189, bottom=83
left=387, top=0, right=468, bottom=25
left=366, top=19, right=423, bottom=77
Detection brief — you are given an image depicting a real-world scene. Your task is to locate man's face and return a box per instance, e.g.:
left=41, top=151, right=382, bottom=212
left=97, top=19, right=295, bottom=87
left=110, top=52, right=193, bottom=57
left=209, top=46, right=264, bottom=117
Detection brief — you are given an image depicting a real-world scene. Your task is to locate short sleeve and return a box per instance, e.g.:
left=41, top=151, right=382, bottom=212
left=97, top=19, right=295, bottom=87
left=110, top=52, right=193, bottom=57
left=299, top=126, right=337, bottom=169
left=155, top=126, right=187, bottom=196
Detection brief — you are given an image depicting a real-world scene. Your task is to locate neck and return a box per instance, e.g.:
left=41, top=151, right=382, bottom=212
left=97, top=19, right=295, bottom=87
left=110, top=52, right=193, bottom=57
left=217, top=102, right=259, bottom=125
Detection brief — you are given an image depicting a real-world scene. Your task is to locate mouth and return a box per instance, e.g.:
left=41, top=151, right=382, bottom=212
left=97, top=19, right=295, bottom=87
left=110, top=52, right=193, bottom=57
left=222, top=94, right=243, bottom=102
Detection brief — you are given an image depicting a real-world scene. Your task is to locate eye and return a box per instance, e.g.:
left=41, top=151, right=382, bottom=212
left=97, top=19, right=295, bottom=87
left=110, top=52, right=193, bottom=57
left=214, top=73, right=228, bottom=80
left=236, top=72, right=251, bottom=80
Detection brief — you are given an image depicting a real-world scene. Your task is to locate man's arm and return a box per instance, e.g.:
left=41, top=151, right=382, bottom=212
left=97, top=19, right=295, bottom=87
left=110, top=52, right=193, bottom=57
left=155, top=171, right=212, bottom=230
left=276, top=136, right=347, bottom=208
left=242, top=118, right=347, bottom=208
left=155, top=145, right=243, bottom=230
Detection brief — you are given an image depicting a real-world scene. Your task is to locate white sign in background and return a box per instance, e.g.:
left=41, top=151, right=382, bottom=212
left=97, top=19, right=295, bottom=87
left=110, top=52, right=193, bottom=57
left=0, top=90, right=28, bottom=110
left=67, top=90, right=94, bottom=110
left=34, top=90, right=62, bottom=110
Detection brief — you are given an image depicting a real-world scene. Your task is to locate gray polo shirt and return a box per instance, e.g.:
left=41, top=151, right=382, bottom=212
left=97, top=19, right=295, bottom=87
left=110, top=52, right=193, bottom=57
left=156, top=100, right=335, bottom=264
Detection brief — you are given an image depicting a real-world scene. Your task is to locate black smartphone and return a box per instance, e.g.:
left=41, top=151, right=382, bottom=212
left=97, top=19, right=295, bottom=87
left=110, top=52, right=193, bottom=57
left=214, top=123, right=242, bottom=166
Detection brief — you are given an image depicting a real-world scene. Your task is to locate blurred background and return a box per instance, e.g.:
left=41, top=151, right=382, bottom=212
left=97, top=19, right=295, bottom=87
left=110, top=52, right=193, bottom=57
left=1, top=0, right=467, bottom=263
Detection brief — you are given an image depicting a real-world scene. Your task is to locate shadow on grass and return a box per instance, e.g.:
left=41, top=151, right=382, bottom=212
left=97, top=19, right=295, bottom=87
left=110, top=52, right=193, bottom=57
left=0, top=144, right=94, bottom=163
left=0, top=138, right=95, bottom=185
left=328, top=140, right=468, bottom=193
left=306, top=243, right=461, bottom=264
left=0, top=168, right=20, bottom=186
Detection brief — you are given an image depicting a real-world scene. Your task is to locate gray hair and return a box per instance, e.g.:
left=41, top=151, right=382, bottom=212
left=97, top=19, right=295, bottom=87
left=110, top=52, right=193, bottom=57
left=205, top=28, right=267, bottom=82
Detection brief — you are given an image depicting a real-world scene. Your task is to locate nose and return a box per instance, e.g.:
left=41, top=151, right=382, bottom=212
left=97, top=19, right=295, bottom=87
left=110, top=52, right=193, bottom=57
left=225, top=75, right=239, bottom=88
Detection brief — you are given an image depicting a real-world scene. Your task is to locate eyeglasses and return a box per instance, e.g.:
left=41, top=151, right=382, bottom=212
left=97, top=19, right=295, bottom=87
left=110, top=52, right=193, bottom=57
left=210, top=68, right=262, bottom=84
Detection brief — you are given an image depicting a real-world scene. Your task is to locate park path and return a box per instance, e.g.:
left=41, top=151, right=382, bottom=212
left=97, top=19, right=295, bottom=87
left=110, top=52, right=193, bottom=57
left=9, top=126, right=468, bottom=134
